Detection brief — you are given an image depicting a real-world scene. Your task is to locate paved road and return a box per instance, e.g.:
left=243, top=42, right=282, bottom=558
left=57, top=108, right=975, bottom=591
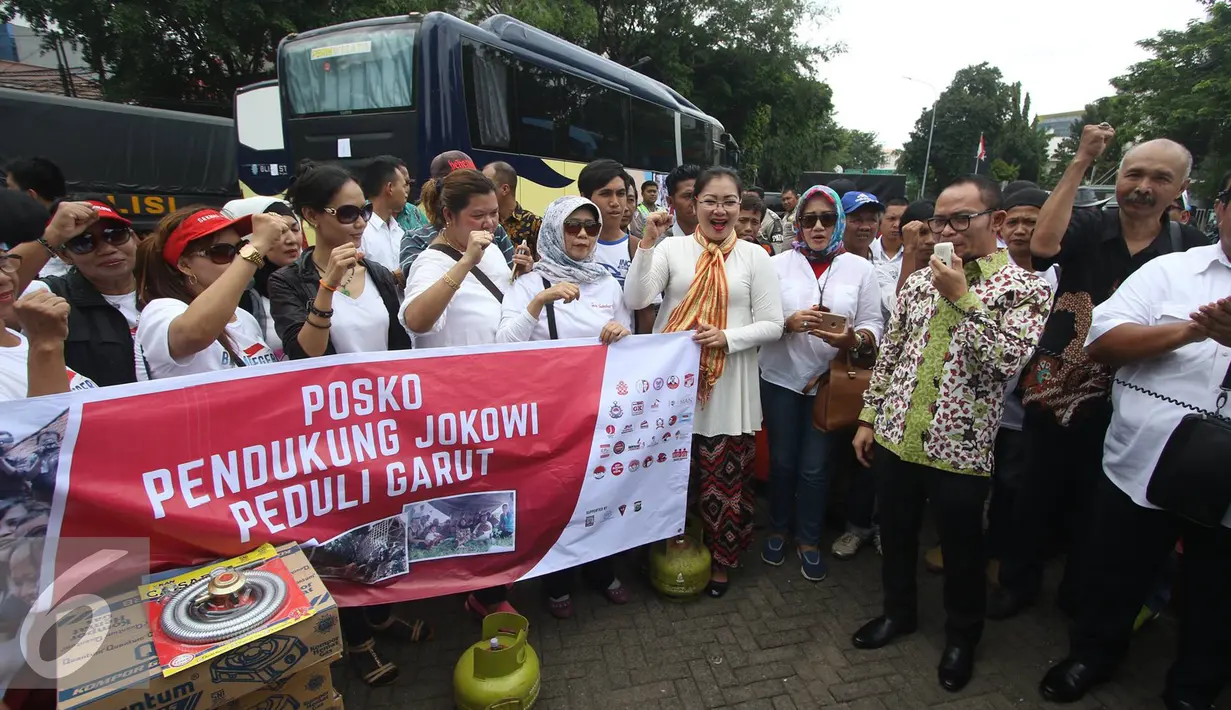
left=332, top=521, right=1222, bottom=710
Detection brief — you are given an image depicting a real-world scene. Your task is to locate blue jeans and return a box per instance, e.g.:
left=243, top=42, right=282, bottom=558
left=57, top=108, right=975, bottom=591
left=761, top=379, right=837, bottom=546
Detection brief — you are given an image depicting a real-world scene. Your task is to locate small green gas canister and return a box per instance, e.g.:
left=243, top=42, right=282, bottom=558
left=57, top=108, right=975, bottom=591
left=453, top=612, right=541, bottom=709
left=649, top=534, right=712, bottom=601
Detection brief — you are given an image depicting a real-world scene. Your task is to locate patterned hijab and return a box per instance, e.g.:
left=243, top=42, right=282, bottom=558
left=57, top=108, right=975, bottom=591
left=533, top=196, right=611, bottom=285
left=792, top=185, right=846, bottom=263
left=662, top=226, right=739, bottom=407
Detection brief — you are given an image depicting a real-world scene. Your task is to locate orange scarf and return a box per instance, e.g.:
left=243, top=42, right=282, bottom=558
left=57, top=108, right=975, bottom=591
left=663, top=230, right=737, bottom=406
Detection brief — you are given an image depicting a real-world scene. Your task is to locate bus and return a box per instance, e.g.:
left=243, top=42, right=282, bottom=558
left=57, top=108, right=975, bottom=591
left=275, top=12, right=738, bottom=215
left=234, top=80, right=292, bottom=197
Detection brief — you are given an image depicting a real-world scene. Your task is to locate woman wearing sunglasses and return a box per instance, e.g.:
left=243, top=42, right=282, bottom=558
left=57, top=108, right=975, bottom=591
left=496, top=196, right=632, bottom=616
left=223, top=197, right=303, bottom=361
left=133, top=206, right=287, bottom=380
left=22, top=200, right=141, bottom=386
left=758, top=185, right=883, bottom=582
left=626, top=166, right=785, bottom=597
left=268, top=162, right=412, bottom=362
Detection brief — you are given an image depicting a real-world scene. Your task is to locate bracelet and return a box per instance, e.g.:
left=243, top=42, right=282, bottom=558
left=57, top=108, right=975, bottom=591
left=305, top=317, right=332, bottom=330
left=442, top=274, right=461, bottom=291
left=307, top=301, right=334, bottom=318
left=37, top=237, right=60, bottom=257
left=319, top=279, right=338, bottom=293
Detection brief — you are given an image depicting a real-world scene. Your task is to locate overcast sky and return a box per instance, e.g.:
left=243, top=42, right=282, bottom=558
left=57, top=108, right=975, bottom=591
left=810, top=0, right=1208, bottom=151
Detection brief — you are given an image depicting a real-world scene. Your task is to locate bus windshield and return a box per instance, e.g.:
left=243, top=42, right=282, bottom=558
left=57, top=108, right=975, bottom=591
left=282, top=26, right=416, bottom=117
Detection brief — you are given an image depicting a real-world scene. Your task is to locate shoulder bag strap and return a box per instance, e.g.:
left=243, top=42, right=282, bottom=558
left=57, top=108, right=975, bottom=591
left=541, top=276, right=558, bottom=340
left=428, top=243, right=504, bottom=302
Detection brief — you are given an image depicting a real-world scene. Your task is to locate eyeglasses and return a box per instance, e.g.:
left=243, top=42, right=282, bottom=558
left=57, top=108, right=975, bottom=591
left=191, top=241, right=243, bottom=265
left=927, top=209, right=993, bottom=234
left=697, top=199, right=740, bottom=210
left=0, top=253, right=22, bottom=274
left=562, top=219, right=601, bottom=238
left=63, top=226, right=134, bottom=255
left=799, top=212, right=839, bottom=230
left=325, top=204, right=373, bottom=225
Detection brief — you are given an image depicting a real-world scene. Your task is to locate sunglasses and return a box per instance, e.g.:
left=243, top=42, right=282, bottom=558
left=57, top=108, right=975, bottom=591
left=64, top=226, right=134, bottom=255
left=563, top=219, right=602, bottom=238
left=325, top=204, right=373, bottom=225
left=192, top=241, right=244, bottom=265
left=799, top=213, right=839, bottom=229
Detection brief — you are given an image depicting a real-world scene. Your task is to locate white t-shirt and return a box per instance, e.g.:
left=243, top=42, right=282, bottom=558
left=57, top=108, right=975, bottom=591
left=401, top=245, right=510, bottom=349
left=38, top=258, right=70, bottom=279
left=593, top=236, right=632, bottom=288
left=360, top=214, right=404, bottom=273
left=256, top=294, right=284, bottom=360
left=496, top=272, right=630, bottom=343
left=24, top=281, right=139, bottom=333
left=135, top=299, right=276, bottom=381
left=330, top=271, right=390, bottom=353
left=0, top=329, right=98, bottom=401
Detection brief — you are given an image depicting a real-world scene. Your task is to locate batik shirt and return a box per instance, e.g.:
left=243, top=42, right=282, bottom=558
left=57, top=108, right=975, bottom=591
left=502, top=204, right=543, bottom=259
left=859, top=249, right=1052, bottom=477
left=396, top=203, right=431, bottom=233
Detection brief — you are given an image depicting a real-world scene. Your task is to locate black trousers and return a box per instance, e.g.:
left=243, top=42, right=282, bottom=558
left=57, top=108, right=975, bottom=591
left=542, top=556, right=617, bottom=599
left=998, top=407, right=1110, bottom=604
left=1071, top=474, right=1231, bottom=705
left=874, top=443, right=991, bottom=648
left=986, top=428, right=1029, bottom=558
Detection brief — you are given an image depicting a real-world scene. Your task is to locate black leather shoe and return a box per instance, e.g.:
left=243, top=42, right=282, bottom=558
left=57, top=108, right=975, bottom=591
left=987, top=587, right=1034, bottom=620
left=851, top=616, right=917, bottom=650
left=937, top=644, right=974, bottom=692
left=1162, top=693, right=1212, bottom=710
left=1039, top=658, right=1108, bottom=703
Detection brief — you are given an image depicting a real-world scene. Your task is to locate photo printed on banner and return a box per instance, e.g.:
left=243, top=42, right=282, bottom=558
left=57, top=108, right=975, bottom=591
left=307, top=513, right=409, bottom=584
left=404, top=490, right=516, bottom=563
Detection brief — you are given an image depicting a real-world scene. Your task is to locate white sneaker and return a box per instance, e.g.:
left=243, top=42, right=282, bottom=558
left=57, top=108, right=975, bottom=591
left=831, top=532, right=864, bottom=559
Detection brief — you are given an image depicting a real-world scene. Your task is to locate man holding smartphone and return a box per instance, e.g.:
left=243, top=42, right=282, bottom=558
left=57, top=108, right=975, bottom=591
left=849, top=175, right=1052, bottom=692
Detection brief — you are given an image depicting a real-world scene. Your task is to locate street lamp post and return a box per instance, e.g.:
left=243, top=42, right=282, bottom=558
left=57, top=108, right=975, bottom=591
left=903, top=76, right=937, bottom=200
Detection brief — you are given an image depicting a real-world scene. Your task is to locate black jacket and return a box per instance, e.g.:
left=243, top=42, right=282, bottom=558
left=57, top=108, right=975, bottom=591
left=268, top=248, right=412, bottom=360
left=41, top=270, right=138, bottom=387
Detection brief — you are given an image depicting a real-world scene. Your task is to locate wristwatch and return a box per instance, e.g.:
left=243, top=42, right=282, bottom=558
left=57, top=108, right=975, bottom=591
left=239, top=243, right=265, bottom=268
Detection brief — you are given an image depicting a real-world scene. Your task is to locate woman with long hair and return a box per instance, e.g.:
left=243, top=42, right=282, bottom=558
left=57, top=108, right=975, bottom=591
left=222, top=197, right=302, bottom=360
left=495, top=195, right=632, bottom=617
left=758, top=185, right=883, bottom=582
left=269, top=161, right=412, bottom=360
left=400, top=168, right=530, bottom=619
left=625, top=167, right=784, bottom=596
left=134, top=206, right=288, bottom=379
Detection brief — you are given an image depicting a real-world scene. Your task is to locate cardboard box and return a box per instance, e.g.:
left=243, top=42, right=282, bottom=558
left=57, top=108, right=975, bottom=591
left=221, top=655, right=340, bottom=710
left=55, top=544, right=342, bottom=710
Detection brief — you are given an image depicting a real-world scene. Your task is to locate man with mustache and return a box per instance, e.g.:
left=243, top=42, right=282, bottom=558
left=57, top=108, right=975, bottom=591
left=991, top=127, right=1210, bottom=624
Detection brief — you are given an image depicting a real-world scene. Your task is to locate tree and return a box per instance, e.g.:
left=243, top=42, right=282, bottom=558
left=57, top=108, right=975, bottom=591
left=996, top=82, right=1049, bottom=183
left=1045, top=97, right=1127, bottom=187
left=990, top=159, right=1019, bottom=183
left=833, top=129, right=884, bottom=171
left=1108, top=2, right=1231, bottom=198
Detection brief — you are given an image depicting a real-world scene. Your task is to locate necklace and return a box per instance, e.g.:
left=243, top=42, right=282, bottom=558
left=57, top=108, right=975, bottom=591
left=314, top=260, right=357, bottom=297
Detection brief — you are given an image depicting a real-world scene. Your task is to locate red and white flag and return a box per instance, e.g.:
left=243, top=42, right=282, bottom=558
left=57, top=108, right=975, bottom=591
left=975, top=133, right=987, bottom=161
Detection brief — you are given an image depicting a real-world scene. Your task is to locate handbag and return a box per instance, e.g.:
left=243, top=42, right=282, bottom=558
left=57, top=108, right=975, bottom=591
left=1145, top=361, right=1231, bottom=528
left=810, top=348, right=873, bottom=432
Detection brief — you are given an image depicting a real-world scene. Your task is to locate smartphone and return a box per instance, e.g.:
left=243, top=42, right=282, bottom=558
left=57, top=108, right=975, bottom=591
left=816, top=312, right=848, bottom=334
left=933, top=241, right=954, bottom=268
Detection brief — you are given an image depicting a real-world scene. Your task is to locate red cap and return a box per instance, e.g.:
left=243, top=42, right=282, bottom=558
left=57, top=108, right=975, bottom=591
left=163, top=209, right=252, bottom=266
left=85, top=200, right=132, bottom=227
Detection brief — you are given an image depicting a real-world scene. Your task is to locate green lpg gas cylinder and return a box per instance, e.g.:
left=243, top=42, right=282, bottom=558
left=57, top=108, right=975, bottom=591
left=454, top=612, right=541, bottom=709
left=649, top=534, right=712, bottom=600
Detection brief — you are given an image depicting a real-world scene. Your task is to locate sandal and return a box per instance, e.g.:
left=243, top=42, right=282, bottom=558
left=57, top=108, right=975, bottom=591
left=346, top=638, right=399, bottom=687
left=603, top=580, right=630, bottom=605
left=704, top=580, right=730, bottom=598
left=547, top=595, right=573, bottom=619
left=465, top=593, right=520, bottom=619
left=366, top=613, right=433, bottom=643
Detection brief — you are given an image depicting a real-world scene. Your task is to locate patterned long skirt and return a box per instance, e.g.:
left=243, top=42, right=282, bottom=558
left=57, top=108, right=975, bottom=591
left=691, top=433, right=757, bottom=568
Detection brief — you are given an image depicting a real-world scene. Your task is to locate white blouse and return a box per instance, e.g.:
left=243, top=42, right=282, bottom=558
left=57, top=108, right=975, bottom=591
left=401, top=245, right=511, bottom=348
left=330, top=271, right=391, bottom=353
left=625, top=236, right=784, bottom=437
left=497, top=272, right=631, bottom=343
left=759, top=251, right=885, bottom=394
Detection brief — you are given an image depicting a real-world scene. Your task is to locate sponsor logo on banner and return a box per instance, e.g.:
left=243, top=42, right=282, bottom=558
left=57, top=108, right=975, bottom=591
left=667, top=376, right=680, bottom=390
left=661, top=432, right=672, bottom=443
left=653, top=378, right=665, bottom=390
left=673, top=448, right=689, bottom=461
left=680, top=413, right=691, bottom=423
left=679, top=396, right=694, bottom=407
left=656, top=419, right=665, bottom=429
left=669, top=415, right=678, bottom=425
left=632, top=401, right=644, bottom=416
left=634, top=501, right=643, bottom=512
left=685, top=373, right=696, bottom=388
left=616, top=380, right=629, bottom=396
left=25, top=333, right=699, bottom=606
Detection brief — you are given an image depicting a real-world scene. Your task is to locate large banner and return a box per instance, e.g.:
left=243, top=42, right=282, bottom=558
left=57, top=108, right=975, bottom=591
left=3, top=334, right=699, bottom=611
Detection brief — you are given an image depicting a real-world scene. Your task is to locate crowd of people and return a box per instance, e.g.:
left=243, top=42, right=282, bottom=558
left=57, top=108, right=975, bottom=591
left=1, top=122, right=1229, bottom=708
